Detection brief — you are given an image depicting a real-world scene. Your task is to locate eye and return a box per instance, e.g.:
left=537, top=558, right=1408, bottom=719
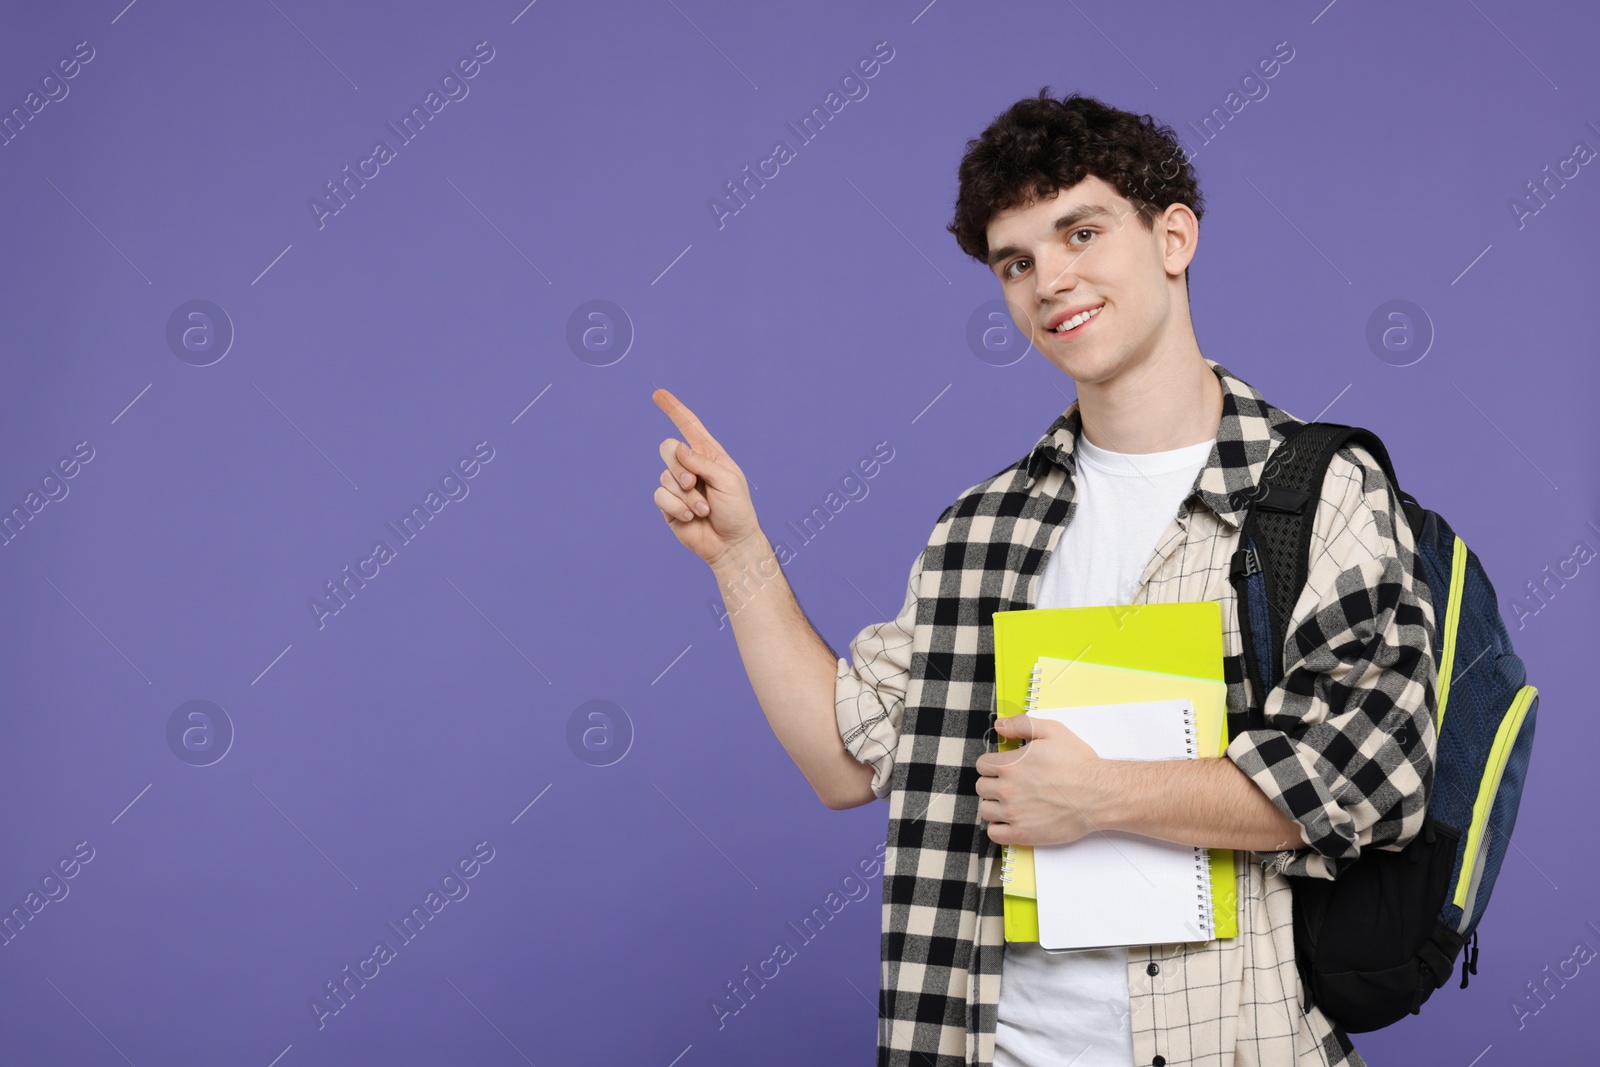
left=1070, top=228, right=1095, bottom=245
left=1002, top=258, right=1031, bottom=280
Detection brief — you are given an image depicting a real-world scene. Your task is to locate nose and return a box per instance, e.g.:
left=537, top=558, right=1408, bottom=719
left=1031, top=246, right=1081, bottom=306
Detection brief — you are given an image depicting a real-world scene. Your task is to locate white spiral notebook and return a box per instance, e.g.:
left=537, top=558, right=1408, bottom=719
left=1023, top=692, right=1217, bottom=952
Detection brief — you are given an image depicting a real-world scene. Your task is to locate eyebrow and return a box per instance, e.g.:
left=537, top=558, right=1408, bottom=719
left=986, top=204, right=1114, bottom=269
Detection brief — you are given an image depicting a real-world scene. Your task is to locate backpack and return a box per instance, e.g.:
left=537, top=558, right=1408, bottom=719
left=1225, top=420, right=1540, bottom=1033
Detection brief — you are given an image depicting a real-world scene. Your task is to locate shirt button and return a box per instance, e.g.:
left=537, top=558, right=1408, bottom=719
left=1147, top=962, right=1160, bottom=976
left=1153, top=1057, right=1166, bottom=1066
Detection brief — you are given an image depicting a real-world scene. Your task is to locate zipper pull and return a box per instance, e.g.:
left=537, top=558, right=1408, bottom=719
left=1459, top=929, right=1479, bottom=989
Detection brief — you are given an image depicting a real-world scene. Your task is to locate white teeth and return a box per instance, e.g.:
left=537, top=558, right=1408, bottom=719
left=1053, top=305, right=1102, bottom=332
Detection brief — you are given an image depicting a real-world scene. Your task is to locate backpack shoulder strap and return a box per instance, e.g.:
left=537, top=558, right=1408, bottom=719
left=1228, top=421, right=1402, bottom=737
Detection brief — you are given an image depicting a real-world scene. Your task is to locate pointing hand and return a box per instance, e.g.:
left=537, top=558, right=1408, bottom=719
left=652, top=388, right=761, bottom=569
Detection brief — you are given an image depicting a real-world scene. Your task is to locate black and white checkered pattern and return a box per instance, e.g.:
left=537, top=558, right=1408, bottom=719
left=835, top=360, right=1437, bottom=1066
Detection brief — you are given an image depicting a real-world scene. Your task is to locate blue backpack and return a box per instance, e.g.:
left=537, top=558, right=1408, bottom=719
left=1226, top=421, right=1540, bottom=1032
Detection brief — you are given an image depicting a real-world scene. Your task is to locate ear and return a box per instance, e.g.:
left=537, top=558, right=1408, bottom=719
left=1159, top=201, right=1199, bottom=279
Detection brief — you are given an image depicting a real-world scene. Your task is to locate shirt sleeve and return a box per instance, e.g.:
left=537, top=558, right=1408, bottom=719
left=834, top=548, right=924, bottom=801
left=1224, top=444, right=1438, bottom=880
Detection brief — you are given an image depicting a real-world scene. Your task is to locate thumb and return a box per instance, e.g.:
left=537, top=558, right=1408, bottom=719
left=677, top=439, right=732, bottom=491
left=994, top=714, right=1027, bottom=735
left=996, top=714, right=1053, bottom=741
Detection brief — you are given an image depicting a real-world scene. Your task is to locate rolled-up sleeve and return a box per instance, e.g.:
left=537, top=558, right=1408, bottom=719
left=834, top=549, right=923, bottom=801
left=1225, top=444, right=1437, bottom=880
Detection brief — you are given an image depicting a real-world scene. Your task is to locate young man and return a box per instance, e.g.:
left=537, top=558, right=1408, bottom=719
left=652, top=92, right=1436, bottom=1067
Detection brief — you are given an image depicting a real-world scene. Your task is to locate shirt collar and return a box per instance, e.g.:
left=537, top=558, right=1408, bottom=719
left=1023, top=358, right=1298, bottom=532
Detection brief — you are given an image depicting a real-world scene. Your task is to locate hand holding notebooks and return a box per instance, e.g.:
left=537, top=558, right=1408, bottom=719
left=990, top=603, right=1237, bottom=944
left=1024, top=695, right=1217, bottom=950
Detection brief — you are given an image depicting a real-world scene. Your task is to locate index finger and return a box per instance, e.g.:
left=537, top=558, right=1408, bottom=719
left=652, top=387, right=724, bottom=459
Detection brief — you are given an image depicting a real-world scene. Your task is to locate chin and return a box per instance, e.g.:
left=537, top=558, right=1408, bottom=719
left=1048, top=346, right=1124, bottom=385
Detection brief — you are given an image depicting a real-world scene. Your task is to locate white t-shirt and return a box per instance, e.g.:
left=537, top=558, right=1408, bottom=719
left=994, top=429, right=1216, bottom=1067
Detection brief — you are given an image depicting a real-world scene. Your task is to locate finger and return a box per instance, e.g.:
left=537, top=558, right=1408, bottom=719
left=670, top=435, right=735, bottom=495
left=652, top=387, right=725, bottom=459
left=1004, top=714, right=1052, bottom=740
left=659, top=437, right=697, bottom=491
left=654, top=485, right=697, bottom=524
left=659, top=468, right=708, bottom=515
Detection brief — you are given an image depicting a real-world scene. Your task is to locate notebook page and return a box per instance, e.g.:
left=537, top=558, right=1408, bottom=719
left=1028, top=698, right=1211, bottom=950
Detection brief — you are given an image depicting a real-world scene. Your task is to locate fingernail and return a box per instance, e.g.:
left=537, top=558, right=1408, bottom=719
left=680, top=472, right=694, bottom=488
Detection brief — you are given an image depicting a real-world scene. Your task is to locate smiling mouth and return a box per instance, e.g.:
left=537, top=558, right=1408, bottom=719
left=1049, top=304, right=1103, bottom=337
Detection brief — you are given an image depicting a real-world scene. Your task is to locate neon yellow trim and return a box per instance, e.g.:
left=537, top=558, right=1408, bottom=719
left=1452, top=685, right=1538, bottom=910
left=1435, top=535, right=1468, bottom=732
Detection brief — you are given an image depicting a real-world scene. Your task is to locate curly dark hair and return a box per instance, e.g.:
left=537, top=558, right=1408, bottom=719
left=947, top=89, right=1203, bottom=269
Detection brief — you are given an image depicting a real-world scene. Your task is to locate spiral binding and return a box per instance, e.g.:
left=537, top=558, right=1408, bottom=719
left=1182, top=702, right=1215, bottom=938
left=1193, top=843, right=1215, bottom=937
left=999, top=663, right=1048, bottom=887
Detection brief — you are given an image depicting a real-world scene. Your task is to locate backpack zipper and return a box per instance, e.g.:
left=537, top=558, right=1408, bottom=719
left=1434, top=534, right=1468, bottom=733
left=1452, top=684, right=1538, bottom=916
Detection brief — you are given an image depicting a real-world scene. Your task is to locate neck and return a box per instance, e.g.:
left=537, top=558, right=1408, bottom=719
left=1073, top=329, right=1222, bottom=455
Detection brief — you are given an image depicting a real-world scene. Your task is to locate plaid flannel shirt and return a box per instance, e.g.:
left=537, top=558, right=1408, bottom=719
left=834, top=359, right=1437, bottom=1066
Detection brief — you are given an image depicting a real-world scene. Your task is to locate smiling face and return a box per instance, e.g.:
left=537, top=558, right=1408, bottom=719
left=984, top=174, right=1197, bottom=389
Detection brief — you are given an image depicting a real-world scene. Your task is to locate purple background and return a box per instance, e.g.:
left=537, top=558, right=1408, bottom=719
left=1, top=0, right=1596, bottom=1064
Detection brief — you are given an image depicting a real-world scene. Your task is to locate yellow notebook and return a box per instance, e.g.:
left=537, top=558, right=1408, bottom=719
left=991, top=603, right=1238, bottom=943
